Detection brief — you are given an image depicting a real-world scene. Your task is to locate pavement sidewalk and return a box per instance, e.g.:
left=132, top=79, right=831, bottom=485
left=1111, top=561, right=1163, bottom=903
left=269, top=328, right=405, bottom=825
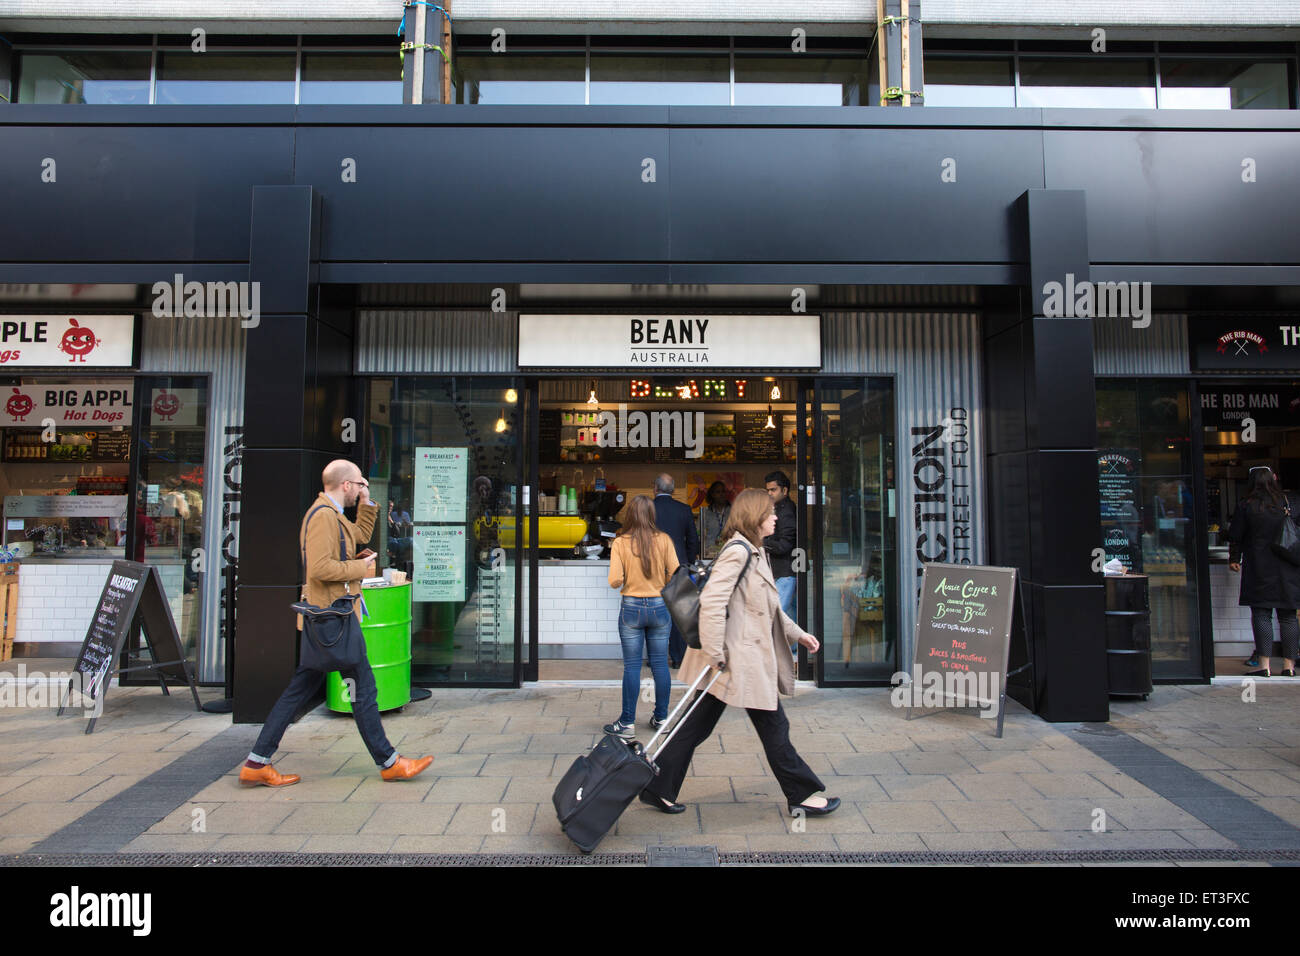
left=2, top=673, right=1299, bottom=863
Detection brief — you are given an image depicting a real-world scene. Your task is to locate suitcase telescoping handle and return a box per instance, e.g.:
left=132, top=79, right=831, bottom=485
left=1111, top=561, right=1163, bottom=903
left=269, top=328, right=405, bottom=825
left=644, top=663, right=725, bottom=761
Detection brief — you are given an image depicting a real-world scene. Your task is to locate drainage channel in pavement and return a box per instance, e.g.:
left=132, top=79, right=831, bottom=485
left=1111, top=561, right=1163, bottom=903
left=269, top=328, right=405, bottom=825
left=4, top=848, right=1300, bottom=866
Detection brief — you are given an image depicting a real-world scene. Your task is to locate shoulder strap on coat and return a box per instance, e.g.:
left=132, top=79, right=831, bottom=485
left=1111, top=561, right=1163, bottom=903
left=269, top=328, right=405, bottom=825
left=301, top=504, right=349, bottom=597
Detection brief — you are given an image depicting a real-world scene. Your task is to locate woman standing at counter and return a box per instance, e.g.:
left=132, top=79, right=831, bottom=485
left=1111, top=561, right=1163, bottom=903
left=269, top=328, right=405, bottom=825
left=605, top=495, right=679, bottom=737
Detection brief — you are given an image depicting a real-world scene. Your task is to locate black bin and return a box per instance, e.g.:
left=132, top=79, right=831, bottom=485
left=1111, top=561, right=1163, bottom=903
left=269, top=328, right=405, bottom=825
left=1105, top=574, right=1153, bottom=698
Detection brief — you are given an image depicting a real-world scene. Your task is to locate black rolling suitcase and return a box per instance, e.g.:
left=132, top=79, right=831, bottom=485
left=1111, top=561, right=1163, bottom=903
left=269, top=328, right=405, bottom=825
left=553, top=665, right=722, bottom=853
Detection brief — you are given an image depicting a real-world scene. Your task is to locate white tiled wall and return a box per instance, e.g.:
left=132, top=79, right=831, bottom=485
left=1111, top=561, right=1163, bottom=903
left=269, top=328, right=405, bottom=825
left=1210, top=563, right=1257, bottom=657
left=15, top=562, right=187, bottom=647
left=537, top=562, right=620, bottom=658
left=16, top=563, right=114, bottom=645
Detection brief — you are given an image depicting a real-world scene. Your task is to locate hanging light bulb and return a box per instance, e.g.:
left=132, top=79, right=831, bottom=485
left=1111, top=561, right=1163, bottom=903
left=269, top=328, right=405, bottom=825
left=586, top=381, right=599, bottom=406
left=495, top=409, right=507, bottom=433
left=504, top=388, right=518, bottom=404
left=765, top=404, right=776, bottom=430
left=769, top=384, right=781, bottom=401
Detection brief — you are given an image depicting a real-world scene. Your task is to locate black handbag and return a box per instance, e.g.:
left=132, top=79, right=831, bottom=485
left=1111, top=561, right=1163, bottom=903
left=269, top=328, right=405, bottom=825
left=292, top=504, right=367, bottom=672
left=660, top=538, right=752, bottom=649
left=1272, top=498, right=1300, bottom=566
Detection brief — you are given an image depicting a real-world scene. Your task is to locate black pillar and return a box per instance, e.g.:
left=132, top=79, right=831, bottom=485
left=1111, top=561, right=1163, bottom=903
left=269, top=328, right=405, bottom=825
left=233, top=186, right=359, bottom=724
left=984, top=189, right=1108, bottom=722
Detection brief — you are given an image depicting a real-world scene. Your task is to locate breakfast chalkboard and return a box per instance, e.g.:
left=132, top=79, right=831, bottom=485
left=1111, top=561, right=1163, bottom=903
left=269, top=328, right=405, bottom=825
left=59, top=559, right=201, bottom=733
left=903, top=562, right=1025, bottom=737
left=735, top=411, right=783, bottom=462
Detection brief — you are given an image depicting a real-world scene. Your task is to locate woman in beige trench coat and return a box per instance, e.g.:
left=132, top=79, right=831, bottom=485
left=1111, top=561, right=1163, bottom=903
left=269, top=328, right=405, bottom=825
left=640, top=488, right=840, bottom=817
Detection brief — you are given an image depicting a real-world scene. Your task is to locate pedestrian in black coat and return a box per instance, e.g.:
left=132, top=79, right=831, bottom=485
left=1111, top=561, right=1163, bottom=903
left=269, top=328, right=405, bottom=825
left=1227, top=466, right=1300, bottom=677
left=653, top=472, right=700, bottom=667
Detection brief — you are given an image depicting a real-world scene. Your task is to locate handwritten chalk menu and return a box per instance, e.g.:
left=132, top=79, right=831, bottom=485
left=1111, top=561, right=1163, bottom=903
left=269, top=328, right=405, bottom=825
left=412, top=526, right=467, bottom=601
left=414, top=447, right=469, bottom=523
left=912, top=563, right=1017, bottom=709
left=62, top=560, right=200, bottom=733
left=1098, top=449, right=1141, bottom=571
left=735, top=411, right=783, bottom=462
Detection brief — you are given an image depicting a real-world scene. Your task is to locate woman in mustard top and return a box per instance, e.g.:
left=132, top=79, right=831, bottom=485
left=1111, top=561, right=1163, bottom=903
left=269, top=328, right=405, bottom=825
left=605, top=494, right=679, bottom=737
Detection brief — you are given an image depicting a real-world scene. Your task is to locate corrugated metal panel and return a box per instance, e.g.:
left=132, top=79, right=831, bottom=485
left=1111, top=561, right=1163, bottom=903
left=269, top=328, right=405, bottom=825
left=140, top=315, right=246, bottom=684
left=824, top=311, right=986, bottom=664
left=1092, top=313, right=1189, bottom=376
left=357, top=309, right=516, bottom=373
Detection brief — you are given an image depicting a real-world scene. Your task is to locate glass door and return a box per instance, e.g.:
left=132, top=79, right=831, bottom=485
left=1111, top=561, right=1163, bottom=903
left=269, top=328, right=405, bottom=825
left=124, top=374, right=209, bottom=683
left=366, top=377, right=523, bottom=686
left=813, top=378, right=898, bottom=686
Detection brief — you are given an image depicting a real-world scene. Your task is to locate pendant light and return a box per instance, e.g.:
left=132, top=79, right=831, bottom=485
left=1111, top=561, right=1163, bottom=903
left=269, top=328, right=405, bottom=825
left=764, top=404, right=776, bottom=430
left=769, top=384, right=781, bottom=401
left=495, top=409, right=507, bottom=433
left=586, top=381, right=599, bottom=406
left=504, top=388, right=518, bottom=404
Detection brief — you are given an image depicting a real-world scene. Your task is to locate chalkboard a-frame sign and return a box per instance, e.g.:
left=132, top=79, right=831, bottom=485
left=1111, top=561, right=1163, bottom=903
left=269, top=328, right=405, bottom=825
left=904, top=563, right=1035, bottom=738
left=58, top=559, right=201, bottom=733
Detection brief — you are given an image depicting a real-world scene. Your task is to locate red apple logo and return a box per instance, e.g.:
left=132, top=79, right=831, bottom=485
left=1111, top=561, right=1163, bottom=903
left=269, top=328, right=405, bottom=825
left=58, top=318, right=99, bottom=363
left=153, top=389, right=181, bottom=422
left=5, top=389, right=33, bottom=421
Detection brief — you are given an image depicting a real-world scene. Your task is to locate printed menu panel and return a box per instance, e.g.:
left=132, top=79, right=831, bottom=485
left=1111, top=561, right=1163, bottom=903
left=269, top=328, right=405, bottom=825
left=414, top=447, right=469, bottom=523
left=413, top=525, right=467, bottom=602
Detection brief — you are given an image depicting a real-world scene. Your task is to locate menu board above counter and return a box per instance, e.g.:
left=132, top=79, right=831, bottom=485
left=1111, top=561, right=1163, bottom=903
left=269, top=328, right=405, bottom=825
left=735, top=411, right=783, bottom=462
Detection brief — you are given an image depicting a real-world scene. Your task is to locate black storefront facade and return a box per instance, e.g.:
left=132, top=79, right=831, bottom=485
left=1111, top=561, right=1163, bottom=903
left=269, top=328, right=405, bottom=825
left=1, top=104, right=1297, bottom=725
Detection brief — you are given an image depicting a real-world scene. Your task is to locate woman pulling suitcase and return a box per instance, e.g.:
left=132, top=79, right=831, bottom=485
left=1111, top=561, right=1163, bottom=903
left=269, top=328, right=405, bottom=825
left=640, top=488, right=840, bottom=817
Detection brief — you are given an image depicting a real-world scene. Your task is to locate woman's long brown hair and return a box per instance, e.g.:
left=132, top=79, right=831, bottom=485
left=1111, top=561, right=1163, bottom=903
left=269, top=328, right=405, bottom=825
left=721, top=488, right=773, bottom=547
left=618, top=494, right=661, bottom=578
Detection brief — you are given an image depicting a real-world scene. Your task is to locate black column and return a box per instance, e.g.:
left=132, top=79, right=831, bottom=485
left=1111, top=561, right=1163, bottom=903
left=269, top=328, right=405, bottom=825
left=984, top=189, right=1108, bottom=722
left=233, top=186, right=359, bottom=724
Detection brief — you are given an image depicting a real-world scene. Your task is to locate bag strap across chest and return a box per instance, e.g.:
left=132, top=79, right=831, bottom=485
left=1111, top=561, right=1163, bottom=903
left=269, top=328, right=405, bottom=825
left=301, top=503, right=349, bottom=598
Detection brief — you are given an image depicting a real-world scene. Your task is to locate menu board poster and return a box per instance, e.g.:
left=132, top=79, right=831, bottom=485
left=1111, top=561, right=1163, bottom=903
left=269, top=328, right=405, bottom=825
left=412, top=526, right=467, bottom=602
left=735, top=411, right=783, bottom=462
left=912, top=563, right=1016, bottom=708
left=1098, top=449, right=1142, bottom=571
left=414, top=447, right=469, bottom=523
left=538, top=410, right=561, bottom=462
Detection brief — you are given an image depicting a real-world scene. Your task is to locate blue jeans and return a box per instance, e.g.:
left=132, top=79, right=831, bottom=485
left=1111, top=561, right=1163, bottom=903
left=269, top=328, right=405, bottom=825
left=618, top=596, right=671, bottom=724
left=776, top=575, right=797, bottom=622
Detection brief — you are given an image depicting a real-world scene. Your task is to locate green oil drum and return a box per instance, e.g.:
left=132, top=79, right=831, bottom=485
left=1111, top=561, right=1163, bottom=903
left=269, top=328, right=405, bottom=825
left=326, top=583, right=412, bottom=713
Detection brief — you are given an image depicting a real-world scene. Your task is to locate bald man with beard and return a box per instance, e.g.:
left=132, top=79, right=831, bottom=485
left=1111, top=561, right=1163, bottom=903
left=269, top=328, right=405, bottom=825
left=240, top=459, right=433, bottom=786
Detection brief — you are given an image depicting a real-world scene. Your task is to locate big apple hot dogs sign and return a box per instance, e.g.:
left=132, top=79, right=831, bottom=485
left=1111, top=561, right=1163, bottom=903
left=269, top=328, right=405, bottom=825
left=518, top=315, right=821, bottom=369
left=0, top=315, right=135, bottom=367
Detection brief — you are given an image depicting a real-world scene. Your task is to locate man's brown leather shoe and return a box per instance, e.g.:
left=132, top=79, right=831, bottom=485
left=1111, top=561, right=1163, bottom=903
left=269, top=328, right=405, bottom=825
left=380, top=754, right=433, bottom=781
left=239, top=764, right=300, bottom=787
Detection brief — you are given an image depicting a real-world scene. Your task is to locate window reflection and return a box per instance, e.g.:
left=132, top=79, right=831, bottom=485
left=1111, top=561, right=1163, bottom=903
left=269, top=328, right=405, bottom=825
left=301, top=53, right=402, bottom=104
left=590, top=56, right=729, bottom=105
left=920, top=57, right=1015, bottom=107
left=156, top=53, right=296, bottom=105
left=1018, top=58, right=1156, bottom=108
left=734, top=57, right=871, bottom=106
left=17, top=53, right=151, bottom=104
left=1160, top=59, right=1291, bottom=109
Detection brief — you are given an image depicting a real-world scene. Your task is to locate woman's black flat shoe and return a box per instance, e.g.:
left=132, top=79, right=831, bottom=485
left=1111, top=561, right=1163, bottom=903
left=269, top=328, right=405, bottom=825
left=639, top=791, right=686, bottom=814
left=789, top=797, right=841, bottom=817
left=1246, top=669, right=1272, bottom=677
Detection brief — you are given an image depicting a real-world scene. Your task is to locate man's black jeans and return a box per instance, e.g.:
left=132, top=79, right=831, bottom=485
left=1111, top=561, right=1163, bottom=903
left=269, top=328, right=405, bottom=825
left=250, top=650, right=396, bottom=768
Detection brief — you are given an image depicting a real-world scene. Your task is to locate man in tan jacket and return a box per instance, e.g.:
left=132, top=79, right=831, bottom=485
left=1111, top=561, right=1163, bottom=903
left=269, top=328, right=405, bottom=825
left=239, top=459, right=433, bottom=787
